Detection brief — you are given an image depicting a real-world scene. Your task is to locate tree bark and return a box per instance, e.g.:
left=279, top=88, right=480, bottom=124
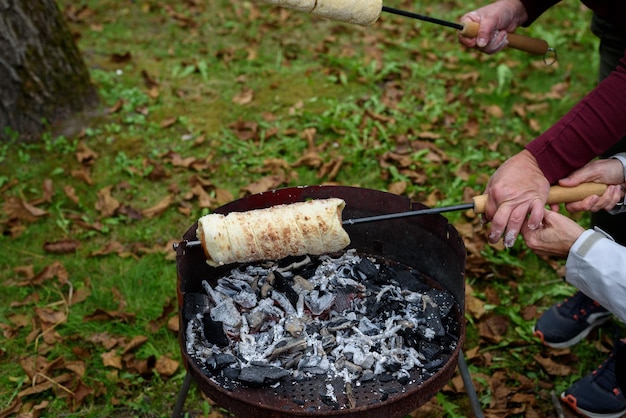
left=0, top=0, right=99, bottom=142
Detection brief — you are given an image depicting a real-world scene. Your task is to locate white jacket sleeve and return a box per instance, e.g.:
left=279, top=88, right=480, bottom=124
left=566, top=229, right=626, bottom=324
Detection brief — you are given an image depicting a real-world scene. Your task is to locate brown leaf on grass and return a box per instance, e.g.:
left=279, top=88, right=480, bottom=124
left=387, top=181, right=407, bottom=195
left=3, top=196, right=48, bottom=222
left=191, top=184, right=212, bottom=208
left=110, top=52, right=131, bottom=63
left=122, top=336, right=148, bottom=355
left=63, top=185, right=80, bottom=205
left=148, top=299, right=175, bottom=333
left=87, top=332, right=126, bottom=350
left=43, top=239, right=80, bottom=254
left=241, top=175, right=286, bottom=195
left=167, top=315, right=180, bottom=333
left=101, top=350, right=123, bottom=369
left=71, top=165, right=94, bottom=185
left=75, top=141, right=98, bottom=165
left=232, top=87, right=254, bottom=105
left=40, top=178, right=54, bottom=203
left=142, top=194, right=174, bottom=218
left=83, top=309, right=136, bottom=323
left=0, top=397, right=21, bottom=418
left=15, top=261, right=69, bottom=287
left=478, top=314, right=509, bottom=343
left=35, top=307, right=67, bottom=326
left=70, top=379, right=94, bottom=410
left=89, top=241, right=124, bottom=257
left=19, top=373, right=74, bottom=398
left=318, top=157, right=344, bottom=181
left=141, top=69, right=159, bottom=89
left=293, top=151, right=324, bottom=168
left=95, top=186, right=120, bottom=217
left=465, top=283, right=486, bottom=320
left=533, top=354, right=573, bottom=376
left=160, top=116, right=178, bottom=128
left=64, top=360, right=87, bottom=378
left=19, top=355, right=64, bottom=382
left=155, top=356, right=179, bottom=377
left=215, top=187, right=234, bottom=206
left=229, top=119, right=259, bottom=141
left=123, top=353, right=156, bottom=375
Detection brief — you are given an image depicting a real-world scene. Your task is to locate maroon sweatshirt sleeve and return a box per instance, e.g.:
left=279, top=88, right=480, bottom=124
left=525, top=51, right=626, bottom=184
left=519, top=0, right=562, bottom=25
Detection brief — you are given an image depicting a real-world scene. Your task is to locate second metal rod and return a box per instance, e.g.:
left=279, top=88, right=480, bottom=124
left=381, top=6, right=463, bottom=30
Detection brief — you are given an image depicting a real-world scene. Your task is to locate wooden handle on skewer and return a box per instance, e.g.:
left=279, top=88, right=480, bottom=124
left=460, top=21, right=549, bottom=56
left=472, top=183, right=609, bottom=214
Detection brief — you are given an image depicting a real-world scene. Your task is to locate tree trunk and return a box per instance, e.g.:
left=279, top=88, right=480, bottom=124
left=0, top=0, right=99, bottom=142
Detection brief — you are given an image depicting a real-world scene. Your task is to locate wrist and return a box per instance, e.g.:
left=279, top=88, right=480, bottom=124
left=499, top=0, right=528, bottom=26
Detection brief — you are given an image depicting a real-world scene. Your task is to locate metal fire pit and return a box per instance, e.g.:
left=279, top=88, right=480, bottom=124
left=175, top=186, right=467, bottom=418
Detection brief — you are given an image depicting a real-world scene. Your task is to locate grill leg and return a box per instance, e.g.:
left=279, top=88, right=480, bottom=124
left=172, top=371, right=193, bottom=418
left=457, top=350, right=484, bottom=418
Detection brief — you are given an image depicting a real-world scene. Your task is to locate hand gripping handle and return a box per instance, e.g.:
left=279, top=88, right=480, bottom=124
left=472, top=183, right=609, bottom=214
left=460, top=21, right=549, bottom=56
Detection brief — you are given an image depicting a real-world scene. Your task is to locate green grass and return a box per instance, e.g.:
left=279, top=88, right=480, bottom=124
left=1, top=0, right=621, bottom=417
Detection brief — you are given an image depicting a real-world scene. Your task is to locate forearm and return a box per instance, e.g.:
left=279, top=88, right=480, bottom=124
left=526, top=53, right=626, bottom=184
left=566, top=229, right=626, bottom=323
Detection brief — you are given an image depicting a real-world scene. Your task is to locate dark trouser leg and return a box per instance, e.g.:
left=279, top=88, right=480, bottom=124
left=590, top=13, right=626, bottom=245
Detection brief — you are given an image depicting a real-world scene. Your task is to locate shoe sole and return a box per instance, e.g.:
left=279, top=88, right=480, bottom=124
left=533, top=313, right=612, bottom=349
left=561, top=391, right=626, bottom=418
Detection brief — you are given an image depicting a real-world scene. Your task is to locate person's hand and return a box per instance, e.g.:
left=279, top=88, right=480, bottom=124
left=558, top=158, right=625, bottom=213
left=458, top=0, right=528, bottom=54
left=521, top=210, right=584, bottom=257
left=483, top=149, right=551, bottom=248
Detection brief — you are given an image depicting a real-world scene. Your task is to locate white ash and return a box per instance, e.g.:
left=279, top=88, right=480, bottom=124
left=185, top=249, right=458, bottom=388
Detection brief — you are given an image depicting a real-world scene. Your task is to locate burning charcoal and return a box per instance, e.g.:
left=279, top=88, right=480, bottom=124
left=298, top=355, right=330, bottom=375
left=398, top=328, right=420, bottom=348
left=272, top=271, right=300, bottom=308
left=210, top=298, right=242, bottom=328
left=332, top=287, right=354, bottom=313
left=320, top=384, right=339, bottom=409
left=423, top=304, right=445, bottom=338
left=272, top=290, right=297, bottom=315
left=360, top=371, right=376, bottom=382
left=277, top=255, right=310, bottom=271
left=221, top=366, right=241, bottom=381
left=424, top=357, right=444, bottom=372
left=326, top=319, right=355, bottom=333
left=384, top=361, right=401, bottom=372
left=305, top=290, right=336, bottom=316
left=379, top=373, right=394, bottom=383
left=232, top=290, right=257, bottom=309
left=270, top=336, right=308, bottom=359
left=393, top=269, right=430, bottom=293
left=182, top=293, right=211, bottom=321
left=419, top=340, right=442, bottom=361
left=202, top=315, right=229, bottom=347
left=397, top=374, right=411, bottom=385
left=358, top=317, right=381, bottom=336
left=284, top=316, right=304, bottom=337
left=213, top=353, right=237, bottom=370
left=238, top=364, right=289, bottom=386
left=354, top=258, right=378, bottom=280
left=427, top=289, right=455, bottom=317
left=292, top=275, right=315, bottom=293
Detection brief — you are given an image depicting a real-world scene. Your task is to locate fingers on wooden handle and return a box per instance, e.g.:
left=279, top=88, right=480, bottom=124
left=546, top=183, right=608, bottom=204
left=471, top=183, right=608, bottom=216
left=458, top=22, right=548, bottom=56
